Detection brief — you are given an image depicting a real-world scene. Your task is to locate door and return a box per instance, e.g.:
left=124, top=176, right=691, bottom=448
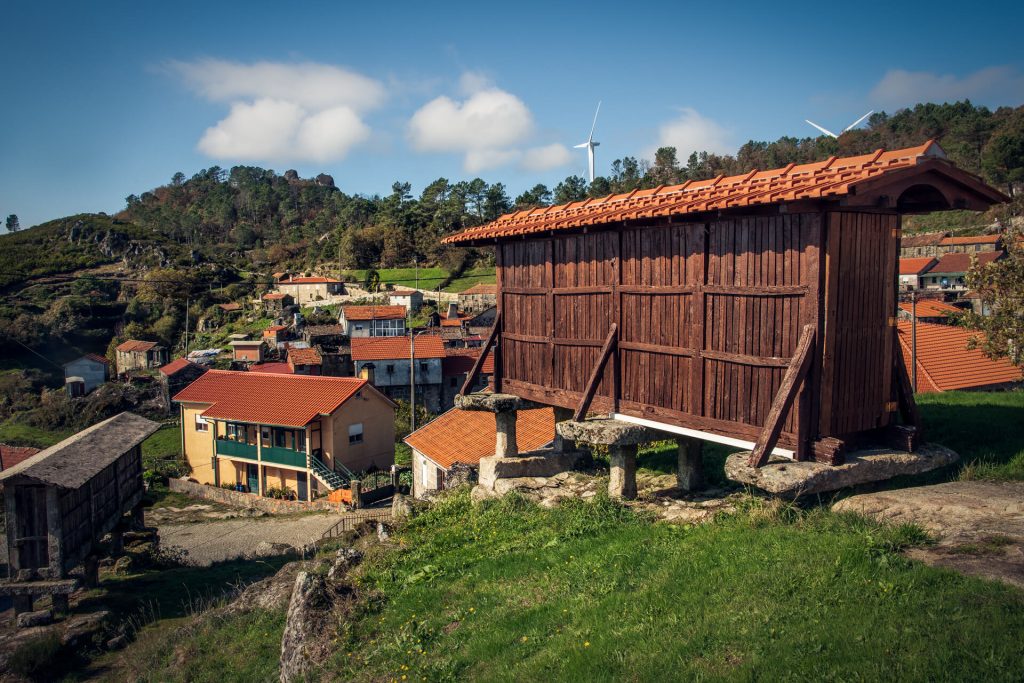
left=14, top=486, right=49, bottom=571
left=246, top=464, right=259, bottom=493
left=296, top=472, right=308, bottom=502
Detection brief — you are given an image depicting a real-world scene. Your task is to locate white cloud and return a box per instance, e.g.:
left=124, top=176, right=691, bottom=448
left=172, top=59, right=383, bottom=163
left=650, top=108, right=733, bottom=162
left=408, top=88, right=534, bottom=154
left=465, top=148, right=523, bottom=173
left=520, top=143, right=573, bottom=171
left=870, top=66, right=1024, bottom=109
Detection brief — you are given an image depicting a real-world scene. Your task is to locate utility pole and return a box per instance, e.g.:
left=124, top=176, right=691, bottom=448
left=911, top=290, right=917, bottom=392
left=184, top=295, right=190, bottom=357
left=410, top=330, right=416, bottom=433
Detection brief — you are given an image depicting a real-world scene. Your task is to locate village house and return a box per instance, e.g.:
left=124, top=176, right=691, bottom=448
left=173, top=371, right=395, bottom=501
left=388, top=288, right=423, bottom=312
left=0, top=413, right=159, bottom=617
left=303, top=324, right=346, bottom=347
left=351, top=335, right=446, bottom=413
left=458, top=283, right=498, bottom=312
left=919, top=251, right=1003, bottom=291
left=339, top=305, right=407, bottom=338
left=230, top=339, right=265, bottom=363
left=442, top=140, right=1006, bottom=492
left=275, top=275, right=345, bottom=305
left=158, top=358, right=208, bottom=414
left=63, top=353, right=110, bottom=397
left=897, top=299, right=965, bottom=324
left=263, top=324, right=289, bottom=348
left=287, top=347, right=323, bottom=375
left=441, top=347, right=494, bottom=410
left=936, top=234, right=1002, bottom=254
left=217, top=302, right=243, bottom=316
left=899, top=232, right=945, bottom=258
left=262, top=292, right=294, bottom=314
left=898, top=257, right=937, bottom=291
left=114, top=340, right=168, bottom=375
left=897, top=321, right=1022, bottom=393
left=405, top=407, right=554, bottom=498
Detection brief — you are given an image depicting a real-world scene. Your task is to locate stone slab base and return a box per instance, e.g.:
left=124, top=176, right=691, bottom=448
left=556, top=418, right=661, bottom=446
left=725, top=443, right=959, bottom=497
left=455, top=392, right=538, bottom=412
left=477, top=450, right=582, bottom=492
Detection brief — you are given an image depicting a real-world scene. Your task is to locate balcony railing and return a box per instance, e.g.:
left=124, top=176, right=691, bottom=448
left=216, top=439, right=257, bottom=460
left=261, top=445, right=307, bottom=468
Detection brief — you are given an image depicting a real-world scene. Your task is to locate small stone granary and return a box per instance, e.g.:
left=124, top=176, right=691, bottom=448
left=0, top=412, right=159, bottom=621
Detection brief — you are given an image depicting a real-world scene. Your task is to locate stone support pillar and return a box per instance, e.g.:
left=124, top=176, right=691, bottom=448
left=608, top=444, right=638, bottom=500
left=83, top=555, right=100, bottom=588
left=495, top=410, right=518, bottom=458
left=52, top=593, right=69, bottom=615
left=350, top=480, right=362, bottom=509
left=553, top=406, right=575, bottom=453
left=132, top=503, right=145, bottom=529
left=676, top=437, right=705, bottom=492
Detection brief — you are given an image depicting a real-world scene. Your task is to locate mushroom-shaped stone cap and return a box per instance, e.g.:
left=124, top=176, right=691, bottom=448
left=556, top=418, right=661, bottom=446
left=454, top=392, right=538, bottom=413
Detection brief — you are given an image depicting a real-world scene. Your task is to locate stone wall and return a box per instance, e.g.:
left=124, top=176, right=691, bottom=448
left=169, top=478, right=350, bottom=514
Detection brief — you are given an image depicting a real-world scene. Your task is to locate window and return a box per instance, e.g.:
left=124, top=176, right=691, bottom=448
left=355, top=324, right=364, bottom=331
left=348, top=423, right=364, bottom=445
left=386, top=364, right=395, bottom=374
left=421, top=458, right=429, bottom=487
left=195, top=414, right=209, bottom=432
left=419, top=361, right=429, bottom=373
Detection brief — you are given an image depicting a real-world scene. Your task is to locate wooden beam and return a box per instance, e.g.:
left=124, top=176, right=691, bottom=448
left=459, top=311, right=502, bottom=397
left=893, top=345, right=923, bottom=444
left=573, top=323, right=618, bottom=422
left=748, top=324, right=816, bottom=468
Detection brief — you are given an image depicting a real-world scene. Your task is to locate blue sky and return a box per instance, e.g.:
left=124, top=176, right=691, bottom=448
left=2, top=0, right=1023, bottom=229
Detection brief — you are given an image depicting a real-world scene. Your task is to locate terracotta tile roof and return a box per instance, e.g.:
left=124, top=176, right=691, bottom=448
left=390, top=288, right=419, bottom=296
left=925, top=250, right=1003, bottom=274
left=442, top=348, right=495, bottom=376
left=404, top=407, right=554, bottom=469
left=248, top=362, right=293, bottom=374
left=899, top=257, right=937, bottom=275
left=896, top=321, right=1022, bottom=393
left=460, top=283, right=497, bottom=295
left=901, top=232, right=946, bottom=248
left=116, top=340, right=159, bottom=353
left=159, top=357, right=199, bottom=376
left=305, top=324, right=345, bottom=337
left=0, top=444, right=41, bottom=471
left=342, top=305, right=407, bottom=321
left=898, top=300, right=964, bottom=318
left=939, top=234, right=1001, bottom=246
left=173, top=370, right=366, bottom=427
left=288, top=347, right=322, bottom=366
left=351, top=336, right=446, bottom=361
left=218, top=302, right=242, bottom=311
left=65, top=353, right=110, bottom=367
left=444, top=142, right=1004, bottom=244
left=262, top=292, right=290, bottom=300
left=279, top=276, right=342, bottom=284
left=264, top=325, right=288, bottom=335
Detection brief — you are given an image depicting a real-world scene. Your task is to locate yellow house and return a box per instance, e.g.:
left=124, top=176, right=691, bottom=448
left=173, top=370, right=396, bottom=501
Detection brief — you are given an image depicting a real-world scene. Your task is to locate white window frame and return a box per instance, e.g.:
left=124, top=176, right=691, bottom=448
left=195, top=413, right=210, bottom=433
left=348, top=423, right=364, bottom=445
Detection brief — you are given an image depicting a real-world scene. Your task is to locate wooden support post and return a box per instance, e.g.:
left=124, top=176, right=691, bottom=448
left=460, top=311, right=502, bottom=396
left=748, top=325, right=816, bottom=468
left=894, top=348, right=923, bottom=438
left=574, top=324, right=618, bottom=422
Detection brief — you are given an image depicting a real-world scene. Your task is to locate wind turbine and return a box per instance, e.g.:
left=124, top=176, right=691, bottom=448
left=804, top=110, right=874, bottom=139
left=575, top=101, right=602, bottom=182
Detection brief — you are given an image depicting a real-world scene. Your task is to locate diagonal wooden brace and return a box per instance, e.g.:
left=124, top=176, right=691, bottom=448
left=573, top=323, right=618, bottom=422
left=460, top=310, right=502, bottom=397
left=748, top=324, right=816, bottom=468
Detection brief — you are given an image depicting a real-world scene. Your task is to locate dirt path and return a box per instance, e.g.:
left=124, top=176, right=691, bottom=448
left=834, top=480, right=1024, bottom=588
left=158, top=514, right=344, bottom=566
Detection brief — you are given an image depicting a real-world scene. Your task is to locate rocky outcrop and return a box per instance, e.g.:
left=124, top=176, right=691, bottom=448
left=279, top=572, right=329, bottom=682
left=725, top=443, right=959, bottom=497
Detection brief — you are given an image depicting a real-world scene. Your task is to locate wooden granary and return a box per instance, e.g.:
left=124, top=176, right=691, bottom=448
left=445, top=142, right=1007, bottom=465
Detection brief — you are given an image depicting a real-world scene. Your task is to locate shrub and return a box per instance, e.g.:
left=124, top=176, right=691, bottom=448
left=7, top=632, right=65, bottom=680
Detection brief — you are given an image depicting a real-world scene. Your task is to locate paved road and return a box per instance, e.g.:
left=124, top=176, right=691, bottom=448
left=158, top=513, right=344, bottom=566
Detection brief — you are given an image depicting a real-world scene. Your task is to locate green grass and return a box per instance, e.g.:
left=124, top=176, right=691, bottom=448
left=917, top=390, right=1024, bottom=481
left=444, top=267, right=496, bottom=293
left=0, top=418, right=72, bottom=448
left=343, top=267, right=451, bottom=290
left=142, top=424, right=181, bottom=458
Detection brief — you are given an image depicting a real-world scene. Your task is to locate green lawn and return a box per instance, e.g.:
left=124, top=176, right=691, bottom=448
left=0, top=418, right=71, bottom=448
left=343, top=267, right=451, bottom=291
left=444, top=267, right=496, bottom=293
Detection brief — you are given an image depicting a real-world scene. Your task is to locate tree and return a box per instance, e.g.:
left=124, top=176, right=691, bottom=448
left=5, top=214, right=19, bottom=232
left=982, top=130, right=1024, bottom=196
left=961, top=226, right=1024, bottom=368
left=553, top=175, right=588, bottom=204
left=514, top=184, right=552, bottom=209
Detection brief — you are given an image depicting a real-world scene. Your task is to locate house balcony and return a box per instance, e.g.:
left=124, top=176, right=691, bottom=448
left=216, top=439, right=257, bottom=460
left=261, top=445, right=307, bottom=468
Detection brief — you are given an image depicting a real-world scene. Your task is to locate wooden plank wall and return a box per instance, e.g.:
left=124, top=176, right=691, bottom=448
left=498, top=211, right=893, bottom=450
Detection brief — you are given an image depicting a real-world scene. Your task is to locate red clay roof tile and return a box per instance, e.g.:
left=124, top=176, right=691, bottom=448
left=898, top=300, right=964, bottom=318
left=116, top=340, right=159, bottom=353
left=899, top=257, right=937, bottom=275
left=287, top=347, right=322, bottom=366
left=938, top=234, right=1001, bottom=246
left=896, top=321, right=1022, bottom=392
left=159, top=358, right=198, bottom=376
left=342, top=305, right=407, bottom=321
left=925, top=250, right=1003, bottom=274
left=404, top=407, right=554, bottom=468
left=351, top=336, right=446, bottom=361
left=0, top=444, right=41, bottom=470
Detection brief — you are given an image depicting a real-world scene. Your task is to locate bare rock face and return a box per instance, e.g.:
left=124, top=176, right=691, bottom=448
left=279, top=572, right=329, bottom=682
left=253, top=541, right=296, bottom=558
left=17, top=609, right=52, bottom=628
left=315, top=173, right=335, bottom=188
left=284, top=169, right=299, bottom=181
left=725, top=443, right=959, bottom=497
left=229, top=561, right=304, bottom=613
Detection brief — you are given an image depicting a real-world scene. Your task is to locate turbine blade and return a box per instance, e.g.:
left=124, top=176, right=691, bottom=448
left=843, top=110, right=874, bottom=132
left=805, top=120, right=838, bottom=138
left=574, top=142, right=589, bottom=149
left=588, top=101, right=602, bottom=142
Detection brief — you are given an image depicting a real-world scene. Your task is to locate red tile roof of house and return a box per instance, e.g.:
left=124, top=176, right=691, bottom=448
left=899, top=257, right=937, bottom=276
left=898, top=300, right=964, bottom=318
left=342, top=305, right=407, bottom=321
left=264, top=325, right=288, bottom=335
left=64, top=353, right=111, bottom=367
left=262, top=292, right=290, bottom=300
left=351, top=336, right=446, bottom=361
left=939, top=234, right=1001, bottom=246
left=925, top=250, right=1003, bottom=274
left=896, top=321, right=1022, bottom=393
left=279, top=276, right=342, bottom=284
left=218, top=302, right=242, bottom=311
left=445, top=142, right=1005, bottom=244
left=288, top=347, right=322, bottom=366
left=116, top=340, right=159, bottom=353
left=460, top=283, right=497, bottom=295
left=442, top=348, right=495, bottom=376
left=159, top=357, right=199, bottom=376
left=173, top=370, right=367, bottom=427
left=248, top=362, right=293, bottom=374
left=404, top=407, right=554, bottom=469
left=901, top=232, right=946, bottom=248
left=0, top=444, right=42, bottom=471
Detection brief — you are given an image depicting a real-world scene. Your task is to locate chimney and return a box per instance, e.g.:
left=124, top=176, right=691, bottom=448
left=360, top=362, right=376, bottom=384
left=447, top=302, right=459, bottom=320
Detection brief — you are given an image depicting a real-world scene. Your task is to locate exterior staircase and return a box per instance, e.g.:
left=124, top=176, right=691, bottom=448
left=310, top=455, right=353, bottom=491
